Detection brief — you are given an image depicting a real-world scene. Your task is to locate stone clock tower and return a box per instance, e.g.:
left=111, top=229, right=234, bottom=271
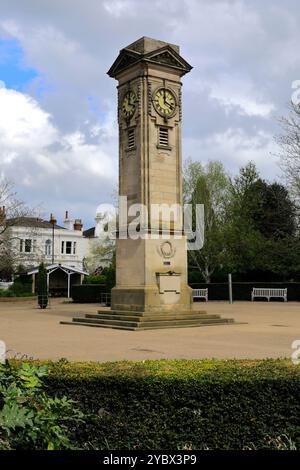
left=108, top=36, right=194, bottom=315
left=62, top=38, right=233, bottom=329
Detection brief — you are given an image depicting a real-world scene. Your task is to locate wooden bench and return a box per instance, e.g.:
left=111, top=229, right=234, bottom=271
left=100, top=292, right=111, bottom=306
left=193, top=288, right=208, bottom=302
left=251, top=288, right=287, bottom=302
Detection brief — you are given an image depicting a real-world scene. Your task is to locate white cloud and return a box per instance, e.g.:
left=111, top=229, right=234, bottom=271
left=0, top=82, right=117, bottom=221
left=0, top=83, right=58, bottom=157
left=103, top=0, right=136, bottom=18
left=208, top=75, right=275, bottom=118
left=184, top=128, right=279, bottom=179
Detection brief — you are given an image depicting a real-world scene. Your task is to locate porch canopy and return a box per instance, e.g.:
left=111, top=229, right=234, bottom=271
left=27, top=264, right=88, bottom=298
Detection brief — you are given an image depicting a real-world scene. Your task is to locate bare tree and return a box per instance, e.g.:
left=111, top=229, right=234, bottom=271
left=276, top=103, right=300, bottom=203
left=84, top=237, right=115, bottom=274
left=0, top=179, right=33, bottom=242
left=0, top=179, right=36, bottom=277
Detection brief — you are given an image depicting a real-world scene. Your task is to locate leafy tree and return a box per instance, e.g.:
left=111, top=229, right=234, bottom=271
left=185, top=160, right=230, bottom=282
left=224, top=162, right=298, bottom=278
left=186, top=158, right=299, bottom=281
left=247, top=180, right=296, bottom=239
left=222, top=162, right=264, bottom=274
left=183, top=158, right=204, bottom=204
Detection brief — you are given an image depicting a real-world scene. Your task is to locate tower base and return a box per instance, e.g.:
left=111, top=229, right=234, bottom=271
left=110, top=285, right=193, bottom=312
left=61, top=308, right=234, bottom=330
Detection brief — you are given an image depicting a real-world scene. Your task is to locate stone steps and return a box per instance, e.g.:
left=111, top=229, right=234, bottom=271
left=87, top=313, right=220, bottom=322
left=60, top=310, right=234, bottom=330
left=60, top=319, right=234, bottom=330
left=97, top=309, right=208, bottom=317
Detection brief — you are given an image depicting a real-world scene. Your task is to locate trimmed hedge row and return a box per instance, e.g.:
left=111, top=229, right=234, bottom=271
left=38, top=359, right=300, bottom=450
left=0, top=275, right=33, bottom=297
left=73, top=282, right=300, bottom=302
left=71, top=284, right=107, bottom=303
left=190, top=282, right=300, bottom=301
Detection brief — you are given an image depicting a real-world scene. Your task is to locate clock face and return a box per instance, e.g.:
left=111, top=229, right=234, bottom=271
left=153, top=88, right=176, bottom=118
left=122, top=90, right=138, bottom=119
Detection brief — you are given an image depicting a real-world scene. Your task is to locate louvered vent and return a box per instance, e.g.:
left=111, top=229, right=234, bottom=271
left=159, top=127, right=169, bottom=146
left=128, top=129, right=135, bottom=149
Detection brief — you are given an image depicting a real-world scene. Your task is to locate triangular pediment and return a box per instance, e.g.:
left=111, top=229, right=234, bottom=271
left=107, top=49, right=141, bottom=78
left=144, top=46, right=192, bottom=74
left=108, top=44, right=192, bottom=78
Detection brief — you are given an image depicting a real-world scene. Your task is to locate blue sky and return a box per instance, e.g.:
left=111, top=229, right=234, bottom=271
left=0, top=38, right=37, bottom=90
left=0, top=0, right=299, bottom=228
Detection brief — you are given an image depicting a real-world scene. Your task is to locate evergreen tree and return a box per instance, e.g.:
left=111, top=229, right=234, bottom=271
left=247, top=180, right=296, bottom=239
left=37, top=262, right=48, bottom=309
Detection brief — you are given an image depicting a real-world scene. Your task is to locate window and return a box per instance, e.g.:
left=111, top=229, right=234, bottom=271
left=61, top=240, right=74, bottom=255
left=159, top=127, right=169, bottom=147
left=19, top=239, right=24, bottom=253
left=127, top=129, right=135, bottom=150
left=45, top=239, right=51, bottom=256
left=24, top=239, right=32, bottom=253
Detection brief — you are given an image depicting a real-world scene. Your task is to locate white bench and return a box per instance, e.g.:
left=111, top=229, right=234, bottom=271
left=251, top=288, right=287, bottom=302
left=193, top=288, right=208, bottom=302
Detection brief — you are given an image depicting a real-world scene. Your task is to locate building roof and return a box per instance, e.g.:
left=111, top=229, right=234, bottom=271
left=83, top=226, right=95, bottom=238
left=6, top=217, right=65, bottom=230
left=107, top=37, right=192, bottom=78
left=27, top=263, right=88, bottom=276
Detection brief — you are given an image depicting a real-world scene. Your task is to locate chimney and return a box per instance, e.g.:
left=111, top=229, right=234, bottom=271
left=64, top=210, right=74, bottom=230
left=49, top=213, right=57, bottom=225
left=73, top=218, right=83, bottom=231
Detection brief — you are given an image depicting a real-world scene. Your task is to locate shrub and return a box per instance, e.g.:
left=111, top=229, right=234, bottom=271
left=71, top=284, right=107, bottom=303
left=83, top=275, right=107, bottom=285
left=9, top=275, right=32, bottom=295
left=0, top=361, right=84, bottom=450
left=39, top=359, right=300, bottom=450
left=101, top=266, right=116, bottom=291
left=83, top=267, right=115, bottom=291
left=0, top=289, right=34, bottom=298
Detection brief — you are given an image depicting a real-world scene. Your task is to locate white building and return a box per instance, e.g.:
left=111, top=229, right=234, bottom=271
left=0, top=207, right=115, bottom=277
left=5, top=211, right=89, bottom=271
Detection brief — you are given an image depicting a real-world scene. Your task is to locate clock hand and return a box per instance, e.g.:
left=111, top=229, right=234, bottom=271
left=165, top=101, right=174, bottom=110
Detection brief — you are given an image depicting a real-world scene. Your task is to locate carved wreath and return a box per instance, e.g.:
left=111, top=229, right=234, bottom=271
left=157, top=241, right=176, bottom=259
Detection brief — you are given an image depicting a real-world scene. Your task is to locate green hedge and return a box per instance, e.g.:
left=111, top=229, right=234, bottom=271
left=37, top=359, right=300, bottom=450
left=71, top=284, right=107, bottom=303
left=190, top=282, right=300, bottom=301
left=1, top=275, right=33, bottom=297
left=0, top=290, right=34, bottom=298
left=83, top=275, right=107, bottom=285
